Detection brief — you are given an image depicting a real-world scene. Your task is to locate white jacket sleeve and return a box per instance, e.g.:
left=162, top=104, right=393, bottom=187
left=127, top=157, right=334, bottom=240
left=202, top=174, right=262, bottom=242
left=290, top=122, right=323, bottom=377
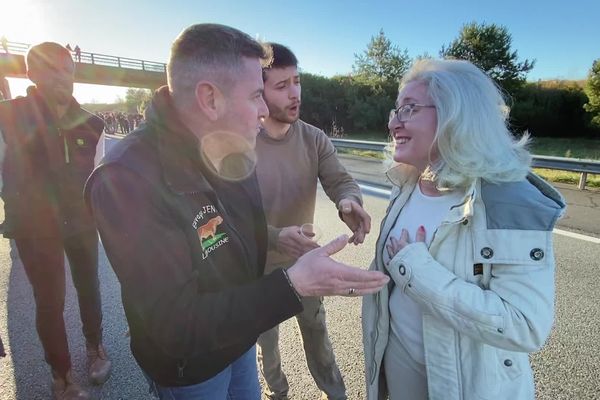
left=386, top=241, right=555, bottom=353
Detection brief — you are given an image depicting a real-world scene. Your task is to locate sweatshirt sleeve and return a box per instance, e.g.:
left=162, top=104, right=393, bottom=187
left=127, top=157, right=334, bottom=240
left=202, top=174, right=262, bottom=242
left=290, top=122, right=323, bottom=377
left=87, top=164, right=303, bottom=358
left=314, top=130, right=362, bottom=207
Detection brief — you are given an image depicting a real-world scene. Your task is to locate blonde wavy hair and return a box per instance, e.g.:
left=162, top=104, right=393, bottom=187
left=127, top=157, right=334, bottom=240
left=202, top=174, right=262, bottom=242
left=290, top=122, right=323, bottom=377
left=390, top=58, right=531, bottom=189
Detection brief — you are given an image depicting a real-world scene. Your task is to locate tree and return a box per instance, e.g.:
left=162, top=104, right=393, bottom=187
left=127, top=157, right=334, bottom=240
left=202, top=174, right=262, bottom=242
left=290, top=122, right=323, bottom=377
left=511, top=80, right=591, bottom=137
left=440, top=22, right=535, bottom=94
left=353, top=29, right=410, bottom=84
left=584, top=59, right=600, bottom=127
left=124, top=88, right=152, bottom=113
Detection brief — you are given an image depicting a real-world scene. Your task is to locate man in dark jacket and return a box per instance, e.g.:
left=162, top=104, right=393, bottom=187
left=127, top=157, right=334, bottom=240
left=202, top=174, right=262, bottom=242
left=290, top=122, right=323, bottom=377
left=0, top=42, right=111, bottom=400
left=85, top=24, right=389, bottom=399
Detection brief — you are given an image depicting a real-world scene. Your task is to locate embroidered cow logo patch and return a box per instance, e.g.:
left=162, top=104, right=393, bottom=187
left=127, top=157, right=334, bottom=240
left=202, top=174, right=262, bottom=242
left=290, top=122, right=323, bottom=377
left=192, top=205, right=230, bottom=259
left=197, top=216, right=224, bottom=249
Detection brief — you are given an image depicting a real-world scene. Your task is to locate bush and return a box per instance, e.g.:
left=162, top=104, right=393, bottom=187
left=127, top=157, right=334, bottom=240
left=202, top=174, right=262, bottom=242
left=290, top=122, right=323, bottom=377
left=510, top=81, right=600, bottom=138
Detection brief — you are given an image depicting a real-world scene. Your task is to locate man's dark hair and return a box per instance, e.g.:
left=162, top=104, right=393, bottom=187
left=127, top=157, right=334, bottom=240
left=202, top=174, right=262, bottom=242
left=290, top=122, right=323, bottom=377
left=168, top=24, right=272, bottom=100
left=26, top=42, right=72, bottom=72
left=264, top=43, right=298, bottom=69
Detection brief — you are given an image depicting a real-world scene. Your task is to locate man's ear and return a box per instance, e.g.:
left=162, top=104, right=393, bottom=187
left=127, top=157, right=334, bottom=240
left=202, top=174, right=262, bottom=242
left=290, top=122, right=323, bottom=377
left=26, top=69, right=39, bottom=85
left=195, top=81, right=224, bottom=122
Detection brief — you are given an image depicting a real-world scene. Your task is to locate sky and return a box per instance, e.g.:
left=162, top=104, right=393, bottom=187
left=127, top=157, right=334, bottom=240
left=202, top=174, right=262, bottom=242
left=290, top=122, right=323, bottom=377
left=2, top=0, right=599, bottom=103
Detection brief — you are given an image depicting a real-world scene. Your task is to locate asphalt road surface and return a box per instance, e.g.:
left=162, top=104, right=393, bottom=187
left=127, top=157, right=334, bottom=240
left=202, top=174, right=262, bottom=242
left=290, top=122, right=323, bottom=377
left=1, top=187, right=599, bottom=399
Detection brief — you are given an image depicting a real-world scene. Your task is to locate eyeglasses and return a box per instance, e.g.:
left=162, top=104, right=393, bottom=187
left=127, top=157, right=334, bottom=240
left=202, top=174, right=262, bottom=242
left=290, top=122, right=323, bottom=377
left=389, top=103, right=436, bottom=123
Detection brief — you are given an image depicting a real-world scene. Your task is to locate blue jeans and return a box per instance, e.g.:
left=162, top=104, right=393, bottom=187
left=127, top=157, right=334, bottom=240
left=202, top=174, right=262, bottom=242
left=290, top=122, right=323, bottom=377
left=146, top=346, right=261, bottom=400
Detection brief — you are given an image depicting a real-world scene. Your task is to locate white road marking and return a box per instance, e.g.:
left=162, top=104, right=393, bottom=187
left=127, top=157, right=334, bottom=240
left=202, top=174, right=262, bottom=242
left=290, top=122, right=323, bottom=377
left=553, top=228, right=600, bottom=244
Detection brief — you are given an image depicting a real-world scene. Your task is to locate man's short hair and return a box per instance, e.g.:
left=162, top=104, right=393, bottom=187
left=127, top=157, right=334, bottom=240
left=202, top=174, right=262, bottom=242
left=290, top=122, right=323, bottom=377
left=26, top=42, right=72, bottom=73
left=168, top=24, right=272, bottom=100
left=262, top=43, right=298, bottom=82
left=264, top=43, right=298, bottom=69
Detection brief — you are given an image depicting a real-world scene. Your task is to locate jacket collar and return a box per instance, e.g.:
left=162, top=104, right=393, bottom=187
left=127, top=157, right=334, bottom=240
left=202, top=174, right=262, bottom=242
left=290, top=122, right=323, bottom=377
left=385, top=163, right=477, bottom=224
left=145, top=86, right=213, bottom=194
left=25, top=86, right=87, bottom=130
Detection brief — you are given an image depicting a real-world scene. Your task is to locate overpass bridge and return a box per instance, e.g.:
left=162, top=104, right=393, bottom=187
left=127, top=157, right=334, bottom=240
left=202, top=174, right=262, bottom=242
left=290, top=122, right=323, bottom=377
left=0, top=41, right=167, bottom=99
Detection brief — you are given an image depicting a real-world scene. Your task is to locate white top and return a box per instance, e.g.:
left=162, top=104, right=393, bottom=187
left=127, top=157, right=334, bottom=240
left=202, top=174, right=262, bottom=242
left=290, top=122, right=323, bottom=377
left=385, top=182, right=463, bottom=364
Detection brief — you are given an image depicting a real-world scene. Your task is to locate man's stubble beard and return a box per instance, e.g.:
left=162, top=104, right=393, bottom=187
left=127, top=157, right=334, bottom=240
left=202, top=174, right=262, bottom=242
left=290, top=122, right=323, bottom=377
left=269, top=104, right=300, bottom=125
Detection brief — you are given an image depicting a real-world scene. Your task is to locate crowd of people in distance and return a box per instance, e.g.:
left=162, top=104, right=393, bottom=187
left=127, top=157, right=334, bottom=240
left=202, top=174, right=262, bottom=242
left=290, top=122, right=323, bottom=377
left=95, top=111, right=144, bottom=135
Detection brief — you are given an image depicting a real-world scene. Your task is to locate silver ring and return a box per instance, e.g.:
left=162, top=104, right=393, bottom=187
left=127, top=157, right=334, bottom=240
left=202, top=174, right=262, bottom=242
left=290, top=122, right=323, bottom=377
left=348, top=288, right=356, bottom=295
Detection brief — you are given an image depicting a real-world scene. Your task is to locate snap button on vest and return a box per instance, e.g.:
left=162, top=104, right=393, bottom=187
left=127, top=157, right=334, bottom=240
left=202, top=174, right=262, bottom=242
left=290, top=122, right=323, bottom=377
left=530, top=248, right=544, bottom=261
left=399, top=265, right=406, bottom=275
left=481, top=247, right=493, bottom=259
left=504, top=359, right=513, bottom=367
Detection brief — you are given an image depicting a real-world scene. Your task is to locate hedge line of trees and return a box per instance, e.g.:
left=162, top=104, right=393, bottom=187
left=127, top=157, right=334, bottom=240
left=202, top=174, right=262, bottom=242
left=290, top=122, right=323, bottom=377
left=299, top=22, right=600, bottom=140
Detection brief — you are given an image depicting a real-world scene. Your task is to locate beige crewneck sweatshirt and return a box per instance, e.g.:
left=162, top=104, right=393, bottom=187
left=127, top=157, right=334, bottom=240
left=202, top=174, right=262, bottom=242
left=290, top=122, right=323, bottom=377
left=255, top=119, right=362, bottom=269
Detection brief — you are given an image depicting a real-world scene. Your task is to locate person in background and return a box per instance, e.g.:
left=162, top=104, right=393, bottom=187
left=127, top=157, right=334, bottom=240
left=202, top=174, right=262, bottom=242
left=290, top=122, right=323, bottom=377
left=362, top=58, right=565, bottom=400
left=85, top=24, right=388, bottom=400
left=74, top=45, right=81, bottom=62
left=1, top=36, right=9, bottom=53
left=0, top=42, right=111, bottom=400
left=255, top=43, right=370, bottom=400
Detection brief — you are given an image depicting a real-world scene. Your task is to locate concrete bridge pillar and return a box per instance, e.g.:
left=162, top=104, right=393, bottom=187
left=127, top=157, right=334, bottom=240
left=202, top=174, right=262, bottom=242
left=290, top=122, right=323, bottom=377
left=0, top=76, right=11, bottom=100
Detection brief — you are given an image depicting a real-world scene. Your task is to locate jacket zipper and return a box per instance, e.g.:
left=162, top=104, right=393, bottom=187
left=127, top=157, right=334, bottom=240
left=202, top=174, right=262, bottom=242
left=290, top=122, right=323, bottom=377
left=177, top=359, right=187, bottom=379
left=58, top=129, right=70, bottom=164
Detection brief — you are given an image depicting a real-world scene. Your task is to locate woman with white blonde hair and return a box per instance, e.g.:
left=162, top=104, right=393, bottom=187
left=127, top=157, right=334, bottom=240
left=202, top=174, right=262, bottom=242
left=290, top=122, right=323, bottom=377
left=362, top=58, right=566, bottom=400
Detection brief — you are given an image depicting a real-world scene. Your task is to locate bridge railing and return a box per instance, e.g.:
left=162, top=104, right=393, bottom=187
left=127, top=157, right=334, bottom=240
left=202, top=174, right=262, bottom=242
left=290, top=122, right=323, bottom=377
left=2, top=40, right=166, bottom=73
left=331, top=138, right=600, bottom=190
left=3, top=41, right=30, bottom=54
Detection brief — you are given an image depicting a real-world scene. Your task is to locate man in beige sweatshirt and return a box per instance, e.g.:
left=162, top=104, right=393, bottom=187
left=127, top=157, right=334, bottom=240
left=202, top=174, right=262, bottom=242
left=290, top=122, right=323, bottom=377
left=255, top=43, right=371, bottom=400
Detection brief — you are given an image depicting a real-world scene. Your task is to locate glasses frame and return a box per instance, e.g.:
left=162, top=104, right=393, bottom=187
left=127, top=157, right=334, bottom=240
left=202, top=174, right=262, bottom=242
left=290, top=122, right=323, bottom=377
left=390, top=103, right=436, bottom=123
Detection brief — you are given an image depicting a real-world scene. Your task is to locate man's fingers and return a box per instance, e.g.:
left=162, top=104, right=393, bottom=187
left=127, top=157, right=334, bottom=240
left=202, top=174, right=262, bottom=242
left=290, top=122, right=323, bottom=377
left=319, top=234, right=349, bottom=256
left=356, top=208, right=371, bottom=234
left=297, top=234, right=319, bottom=247
left=346, top=285, right=389, bottom=297
left=333, top=263, right=389, bottom=285
left=302, top=241, right=320, bottom=252
left=353, top=227, right=366, bottom=244
left=338, top=198, right=352, bottom=214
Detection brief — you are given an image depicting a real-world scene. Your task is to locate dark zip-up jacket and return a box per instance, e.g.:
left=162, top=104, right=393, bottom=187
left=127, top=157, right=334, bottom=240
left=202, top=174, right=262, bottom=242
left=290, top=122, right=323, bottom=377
left=85, top=87, right=303, bottom=386
left=0, top=86, right=103, bottom=238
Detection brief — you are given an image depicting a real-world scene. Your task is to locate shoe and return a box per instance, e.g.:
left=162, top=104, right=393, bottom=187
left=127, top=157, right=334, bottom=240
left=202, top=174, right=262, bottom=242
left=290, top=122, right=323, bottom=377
left=52, top=370, right=90, bottom=400
left=266, top=394, right=289, bottom=400
left=86, top=342, right=112, bottom=385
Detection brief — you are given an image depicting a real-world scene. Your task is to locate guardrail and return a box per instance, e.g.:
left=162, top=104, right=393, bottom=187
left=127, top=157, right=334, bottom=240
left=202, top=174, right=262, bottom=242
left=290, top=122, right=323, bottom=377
left=331, top=138, right=600, bottom=190
left=2, top=40, right=166, bottom=73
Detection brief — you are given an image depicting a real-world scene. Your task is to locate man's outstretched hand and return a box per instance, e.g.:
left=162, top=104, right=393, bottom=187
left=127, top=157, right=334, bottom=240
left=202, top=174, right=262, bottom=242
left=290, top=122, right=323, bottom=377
left=277, top=226, right=320, bottom=259
left=286, top=234, right=388, bottom=297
